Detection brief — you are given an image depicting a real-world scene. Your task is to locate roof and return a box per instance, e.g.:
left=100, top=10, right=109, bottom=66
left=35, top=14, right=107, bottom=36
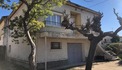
left=8, top=3, right=23, bottom=19
left=66, top=1, right=100, bottom=15
left=8, top=1, right=100, bottom=20
left=0, top=16, right=8, bottom=24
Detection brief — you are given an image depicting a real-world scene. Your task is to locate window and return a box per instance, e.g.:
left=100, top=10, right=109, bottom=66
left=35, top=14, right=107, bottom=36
left=70, top=12, right=81, bottom=27
left=70, top=14, right=76, bottom=24
left=51, top=42, right=61, bottom=49
left=45, top=14, right=61, bottom=27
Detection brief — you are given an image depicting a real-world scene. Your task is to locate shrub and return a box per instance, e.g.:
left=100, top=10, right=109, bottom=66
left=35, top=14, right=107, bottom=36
left=106, top=43, right=121, bottom=54
left=111, top=36, right=120, bottom=43
left=118, top=54, right=122, bottom=60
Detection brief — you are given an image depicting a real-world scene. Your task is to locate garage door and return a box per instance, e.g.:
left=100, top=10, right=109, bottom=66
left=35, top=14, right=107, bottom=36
left=68, top=43, right=82, bottom=64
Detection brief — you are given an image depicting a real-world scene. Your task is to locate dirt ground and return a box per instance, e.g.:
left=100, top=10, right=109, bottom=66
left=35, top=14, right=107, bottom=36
left=1, top=60, right=122, bottom=70
left=67, top=60, right=122, bottom=70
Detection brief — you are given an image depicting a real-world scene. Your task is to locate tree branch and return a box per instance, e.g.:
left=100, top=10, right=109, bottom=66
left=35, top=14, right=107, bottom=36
left=27, top=25, right=35, bottom=31
left=113, top=26, right=122, bottom=35
left=41, top=0, right=50, bottom=6
left=114, top=8, right=122, bottom=26
left=103, top=31, right=114, bottom=37
left=26, top=11, right=36, bottom=26
left=113, top=8, right=119, bottom=18
left=33, top=0, right=43, bottom=4
left=103, top=26, right=122, bottom=38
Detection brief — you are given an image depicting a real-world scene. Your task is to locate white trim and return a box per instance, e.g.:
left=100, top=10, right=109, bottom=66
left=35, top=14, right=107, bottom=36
left=53, top=11, right=63, bottom=16
left=45, top=14, right=61, bottom=27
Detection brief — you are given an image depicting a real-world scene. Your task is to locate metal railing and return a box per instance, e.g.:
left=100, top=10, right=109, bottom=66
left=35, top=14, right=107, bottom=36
left=44, top=21, right=61, bottom=27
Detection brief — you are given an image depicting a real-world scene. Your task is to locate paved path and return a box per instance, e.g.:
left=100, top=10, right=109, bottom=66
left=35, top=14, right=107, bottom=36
left=0, top=60, right=16, bottom=70
left=67, top=60, right=122, bottom=70
left=0, top=60, right=28, bottom=70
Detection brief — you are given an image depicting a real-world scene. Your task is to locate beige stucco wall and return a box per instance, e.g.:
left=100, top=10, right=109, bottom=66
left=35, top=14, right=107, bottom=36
left=36, top=4, right=94, bottom=63
left=7, top=38, right=31, bottom=61
left=0, top=20, right=5, bottom=45
left=36, top=37, right=90, bottom=63
left=10, top=4, right=26, bottom=20
left=0, top=35, right=4, bottom=45
left=53, top=5, right=96, bottom=25
left=7, top=4, right=30, bottom=61
left=7, top=3, right=96, bottom=63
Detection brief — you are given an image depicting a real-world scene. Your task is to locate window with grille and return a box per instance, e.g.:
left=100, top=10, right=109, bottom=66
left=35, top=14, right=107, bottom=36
left=51, top=42, right=61, bottom=49
left=45, top=14, right=61, bottom=27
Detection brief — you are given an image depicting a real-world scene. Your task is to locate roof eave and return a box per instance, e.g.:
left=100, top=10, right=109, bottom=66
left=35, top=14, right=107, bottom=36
left=66, top=1, right=101, bottom=15
left=0, top=16, right=8, bottom=24
left=8, top=2, right=23, bottom=20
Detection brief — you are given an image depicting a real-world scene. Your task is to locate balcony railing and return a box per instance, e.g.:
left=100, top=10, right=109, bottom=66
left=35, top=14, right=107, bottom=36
left=45, top=21, right=61, bottom=27
left=40, top=25, right=87, bottom=39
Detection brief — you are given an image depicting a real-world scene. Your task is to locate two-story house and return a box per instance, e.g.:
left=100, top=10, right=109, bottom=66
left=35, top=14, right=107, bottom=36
left=0, top=1, right=105, bottom=69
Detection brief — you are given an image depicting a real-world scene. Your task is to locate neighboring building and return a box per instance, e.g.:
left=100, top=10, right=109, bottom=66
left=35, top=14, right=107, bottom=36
left=0, top=1, right=106, bottom=69
left=0, top=16, right=7, bottom=60
left=119, top=36, right=122, bottom=42
left=0, top=17, right=5, bottom=46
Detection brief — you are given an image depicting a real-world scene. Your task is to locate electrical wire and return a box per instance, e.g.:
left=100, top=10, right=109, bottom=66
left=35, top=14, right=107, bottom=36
left=84, top=0, right=94, bottom=2
left=88, top=0, right=110, bottom=7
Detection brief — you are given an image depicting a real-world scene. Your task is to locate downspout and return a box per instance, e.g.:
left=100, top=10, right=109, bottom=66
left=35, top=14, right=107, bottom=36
left=4, top=17, right=9, bottom=60
left=44, top=35, right=47, bottom=70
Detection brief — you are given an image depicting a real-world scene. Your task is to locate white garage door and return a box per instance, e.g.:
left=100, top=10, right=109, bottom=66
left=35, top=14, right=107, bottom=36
left=67, top=43, right=83, bottom=64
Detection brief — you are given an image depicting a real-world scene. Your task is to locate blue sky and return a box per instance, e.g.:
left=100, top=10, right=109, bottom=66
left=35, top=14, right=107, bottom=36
left=0, top=0, right=122, bottom=35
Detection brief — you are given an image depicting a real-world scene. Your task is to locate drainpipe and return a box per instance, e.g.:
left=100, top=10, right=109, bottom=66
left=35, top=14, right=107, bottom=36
left=5, top=16, right=9, bottom=60
left=44, top=36, right=47, bottom=70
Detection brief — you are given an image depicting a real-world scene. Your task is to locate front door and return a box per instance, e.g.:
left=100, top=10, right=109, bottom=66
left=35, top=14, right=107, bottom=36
left=68, top=43, right=82, bottom=64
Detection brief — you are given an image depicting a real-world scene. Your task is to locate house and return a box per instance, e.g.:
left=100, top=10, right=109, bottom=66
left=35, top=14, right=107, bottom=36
left=0, top=1, right=110, bottom=69
left=119, top=36, right=122, bottom=42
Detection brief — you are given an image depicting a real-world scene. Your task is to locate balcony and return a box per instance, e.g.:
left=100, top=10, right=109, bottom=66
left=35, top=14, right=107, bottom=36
left=40, top=26, right=87, bottom=39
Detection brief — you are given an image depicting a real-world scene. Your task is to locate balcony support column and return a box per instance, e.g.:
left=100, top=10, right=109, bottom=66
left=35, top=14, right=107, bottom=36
left=44, top=36, right=47, bottom=70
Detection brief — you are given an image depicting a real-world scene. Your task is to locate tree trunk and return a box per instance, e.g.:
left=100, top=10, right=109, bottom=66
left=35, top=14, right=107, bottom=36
left=26, top=31, right=37, bottom=70
left=85, top=40, right=98, bottom=70
left=22, top=14, right=37, bottom=70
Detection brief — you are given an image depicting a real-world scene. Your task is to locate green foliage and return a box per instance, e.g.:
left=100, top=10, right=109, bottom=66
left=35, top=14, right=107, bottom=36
left=118, top=54, right=122, bottom=59
left=11, top=2, right=20, bottom=10
left=111, top=36, right=120, bottom=43
left=80, top=13, right=103, bottom=34
left=0, top=0, right=17, bottom=10
left=90, top=14, right=103, bottom=32
left=105, top=43, right=122, bottom=60
left=0, top=0, right=66, bottom=44
left=0, top=3, right=10, bottom=9
left=29, top=19, right=45, bottom=32
left=1, top=1, right=66, bottom=69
